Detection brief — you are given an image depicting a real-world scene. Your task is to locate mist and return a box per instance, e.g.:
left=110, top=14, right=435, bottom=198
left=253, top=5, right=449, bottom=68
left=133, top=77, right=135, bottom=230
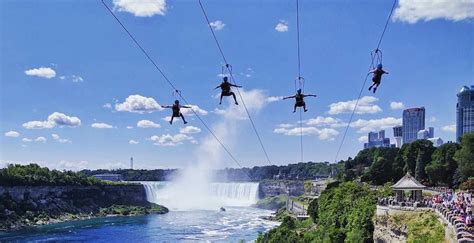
left=152, top=89, right=272, bottom=210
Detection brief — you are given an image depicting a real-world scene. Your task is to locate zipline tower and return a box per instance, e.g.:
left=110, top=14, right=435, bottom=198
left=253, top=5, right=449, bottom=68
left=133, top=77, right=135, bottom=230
left=130, top=157, right=134, bottom=170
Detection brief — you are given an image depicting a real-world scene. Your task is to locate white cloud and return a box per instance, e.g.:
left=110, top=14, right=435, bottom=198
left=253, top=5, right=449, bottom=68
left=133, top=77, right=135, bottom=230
left=275, top=20, right=289, bottom=32
left=180, top=126, right=201, bottom=134
left=137, top=120, right=161, bottom=128
left=103, top=103, right=112, bottom=109
left=390, top=101, right=405, bottom=110
left=358, top=136, right=368, bottom=143
left=115, top=94, right=162, bottom=113
left=59, top=75, right=84, bottom=82
left=149, top=134, right=193, bottom=146
left=266, top=96, right=283, bottom=103
left=328, top=96, right=382, bottom=115
left=48, top=112, right=81, bottom=127
left=23, top=112, right=81, bottom=129
left=277, top=123, right=294, bottom=128
left=51, top=134, right=72, bottom=143
left=58, top=160, right=90, bottom=171
left=305, top=116, right=347, bottom=128
left=35, top=137, right=47, bottom=143
left=442, top=124, right=456, bottom=133
left=25, top=67, right=56, bottom=79
left=91, top=123, right=114, bottom=129
left=429, top=116, right=438, bottom=123
left=71, top=75, right=83, bottom=83
left=129, top=139, right=139, bottom=144
left=22, top=137, right=46, bottom=143
left=350, top=117, right=402, bottom=133
left=210, top=20, right=225, bottom=30
left=4, top=131, right=20, bottom=137
left=394, top=0, right=474, bottom=24
left=22, top=121, right=55, bottom=129
left=214, top=89, right=275, bottom=120
left=273, top=126, right=339, bottom=140
left=183, top=105, right=208, bottom=116
left=126, top=126, right=134, bottom=129
left=113, top=0, right=166, bottom=17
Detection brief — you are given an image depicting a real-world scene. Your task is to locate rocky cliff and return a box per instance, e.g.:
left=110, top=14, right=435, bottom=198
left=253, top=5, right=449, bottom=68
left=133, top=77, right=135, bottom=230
left=258, top=180, right=305, bottom=197
left=0, top=184, right=165, bottom=231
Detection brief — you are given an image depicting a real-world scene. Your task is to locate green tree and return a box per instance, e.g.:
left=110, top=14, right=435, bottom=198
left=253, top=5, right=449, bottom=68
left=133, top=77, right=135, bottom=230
left=308, top=198, right=318, bottom=223
left=425, top=143, right=460, bottom=187
left=402, top=140, right=434, bottom=179
left=454, top=133, right=474, bottom=182
left=366, top=157, right=392, bottom=185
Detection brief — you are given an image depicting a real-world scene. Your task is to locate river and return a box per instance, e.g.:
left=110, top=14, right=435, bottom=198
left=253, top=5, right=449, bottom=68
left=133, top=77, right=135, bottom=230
left=0, top=182, right=279, bottom=242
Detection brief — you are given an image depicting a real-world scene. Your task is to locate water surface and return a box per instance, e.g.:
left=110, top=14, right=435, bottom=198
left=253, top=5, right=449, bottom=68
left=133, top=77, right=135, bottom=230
left=0, top=207, right=278, bottom=242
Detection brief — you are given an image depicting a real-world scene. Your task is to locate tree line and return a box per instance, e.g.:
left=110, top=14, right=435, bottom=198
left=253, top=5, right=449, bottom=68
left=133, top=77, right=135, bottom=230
left=257, top=181, right=376, bottom=242
left=81, top=162, right=339, bottom=182
left=340, top=133, right=474, bottom=188
left=0, top=164, right=106, bottom=186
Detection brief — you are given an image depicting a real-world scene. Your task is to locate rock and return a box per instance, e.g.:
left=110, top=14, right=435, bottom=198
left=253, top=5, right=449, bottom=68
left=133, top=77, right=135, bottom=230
left=259, top=180, right=305, bottom=197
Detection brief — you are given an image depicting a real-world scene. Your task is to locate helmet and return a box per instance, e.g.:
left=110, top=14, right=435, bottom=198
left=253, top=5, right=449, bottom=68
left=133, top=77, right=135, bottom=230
left=223, top=76, right=228, bottom=82
left=297, top=89, right=302, bottom=94
left=377, top=64, right=383, bottom=69
left=174, top=100, right=179, bottom=104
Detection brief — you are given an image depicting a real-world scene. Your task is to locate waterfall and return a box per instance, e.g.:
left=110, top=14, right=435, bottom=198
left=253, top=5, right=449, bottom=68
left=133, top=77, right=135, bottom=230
left=140, top=181, right=259, bottom=210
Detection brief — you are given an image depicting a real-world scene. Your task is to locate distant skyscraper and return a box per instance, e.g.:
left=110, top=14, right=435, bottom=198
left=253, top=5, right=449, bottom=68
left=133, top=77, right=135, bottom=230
left=428, top=137, right=444, bottom=147
left=456, top=85, right=474, bottom=142
left=364, top=130, right=391, bottom=149
left=403, top=107, right=425, bottom=144
left=417, top=127, right=434, bottom=140
left=393, top=125, right=403, bottom=148
left=130, top=157, right=134, bottom=170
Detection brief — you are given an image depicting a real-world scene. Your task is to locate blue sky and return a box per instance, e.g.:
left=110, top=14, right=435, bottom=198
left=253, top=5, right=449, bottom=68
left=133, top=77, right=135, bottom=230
left=1, top=0, right=473, bottom=170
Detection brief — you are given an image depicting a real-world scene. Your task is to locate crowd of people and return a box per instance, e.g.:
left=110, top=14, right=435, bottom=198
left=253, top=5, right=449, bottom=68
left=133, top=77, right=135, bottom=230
left=430, top=191, right=473, bottom=241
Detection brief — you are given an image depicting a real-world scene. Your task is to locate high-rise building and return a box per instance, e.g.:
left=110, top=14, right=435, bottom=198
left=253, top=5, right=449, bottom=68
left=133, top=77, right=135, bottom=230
left=456, top=85, right=474, bottom=142
left=364, top=130, right=391, bottom=149
left=403, top=107, right=425, bottom=144
left=428, top=137, right=444, bottom=147
left=393, top=125, right=403, bottom=148
left=417, top=127, right=434, bottom=140
left=130, top=157, right=134, bottom=170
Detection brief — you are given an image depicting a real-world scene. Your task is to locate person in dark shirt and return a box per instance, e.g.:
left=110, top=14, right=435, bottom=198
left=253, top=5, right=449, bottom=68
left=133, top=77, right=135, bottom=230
left=162, top=100, right=191, bottom=125
left=368, top=64, right=389, bottom=93
left=215, top=76, right=241, bottom=105
left=283, top=89, right=317, bottom=113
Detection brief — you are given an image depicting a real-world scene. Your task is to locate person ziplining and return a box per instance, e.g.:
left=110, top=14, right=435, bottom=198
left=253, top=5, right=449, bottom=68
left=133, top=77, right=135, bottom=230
left=162, top=100, right=191, bottom=125
left=368, top=64, right=389, bottom=93
left=283, top=89, right=317, bottom=113
left=215, top=76, right=241, bottom=105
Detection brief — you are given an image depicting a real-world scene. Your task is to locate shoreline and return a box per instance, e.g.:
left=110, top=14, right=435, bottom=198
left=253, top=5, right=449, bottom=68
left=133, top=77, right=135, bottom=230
left=0, top=204, right=169, bottom=232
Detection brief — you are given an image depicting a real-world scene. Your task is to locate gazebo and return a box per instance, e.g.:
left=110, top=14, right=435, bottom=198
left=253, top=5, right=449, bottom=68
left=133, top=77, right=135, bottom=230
left=392, top=173, right=426, bottom=203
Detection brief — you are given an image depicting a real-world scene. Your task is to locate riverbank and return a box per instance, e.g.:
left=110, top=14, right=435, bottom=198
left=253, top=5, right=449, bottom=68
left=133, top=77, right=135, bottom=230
left=0, top=185, right=168, bottom=231
left=0, top=207, right=277, bottom=242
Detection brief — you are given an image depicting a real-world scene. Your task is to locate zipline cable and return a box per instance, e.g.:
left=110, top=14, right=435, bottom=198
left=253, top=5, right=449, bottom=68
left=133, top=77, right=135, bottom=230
left=296, top=0, right=302, bottom=80
left=334, top=0, right=398, bottom=163
left=296, top=0, right=304, bottom=163
left=299, top=109, right=304, bottom=163
left=100, top=0, right=252, bottom=180
left=198, top=0, right=273, bottom=166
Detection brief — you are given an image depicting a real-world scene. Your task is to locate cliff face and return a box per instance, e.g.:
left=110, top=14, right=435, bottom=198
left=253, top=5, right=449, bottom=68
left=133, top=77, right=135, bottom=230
left=258, top=180, right=305, bottom=197
left=0, top=184, right=152, bottom=231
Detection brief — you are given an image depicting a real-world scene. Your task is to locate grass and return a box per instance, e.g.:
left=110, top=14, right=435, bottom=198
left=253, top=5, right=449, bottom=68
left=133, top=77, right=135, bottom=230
left=377, top=211, right=445, bottom=243
left=254, top=195, right=288, bottom=210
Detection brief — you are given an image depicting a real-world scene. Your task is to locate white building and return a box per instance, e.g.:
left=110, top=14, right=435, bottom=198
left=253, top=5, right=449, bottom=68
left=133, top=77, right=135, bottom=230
left=428, top=137, right=444, bottom=147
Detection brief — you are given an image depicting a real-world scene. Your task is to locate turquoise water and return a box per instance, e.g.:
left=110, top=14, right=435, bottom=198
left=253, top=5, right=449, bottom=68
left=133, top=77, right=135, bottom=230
left=0, top=207, right=278, bottom=242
